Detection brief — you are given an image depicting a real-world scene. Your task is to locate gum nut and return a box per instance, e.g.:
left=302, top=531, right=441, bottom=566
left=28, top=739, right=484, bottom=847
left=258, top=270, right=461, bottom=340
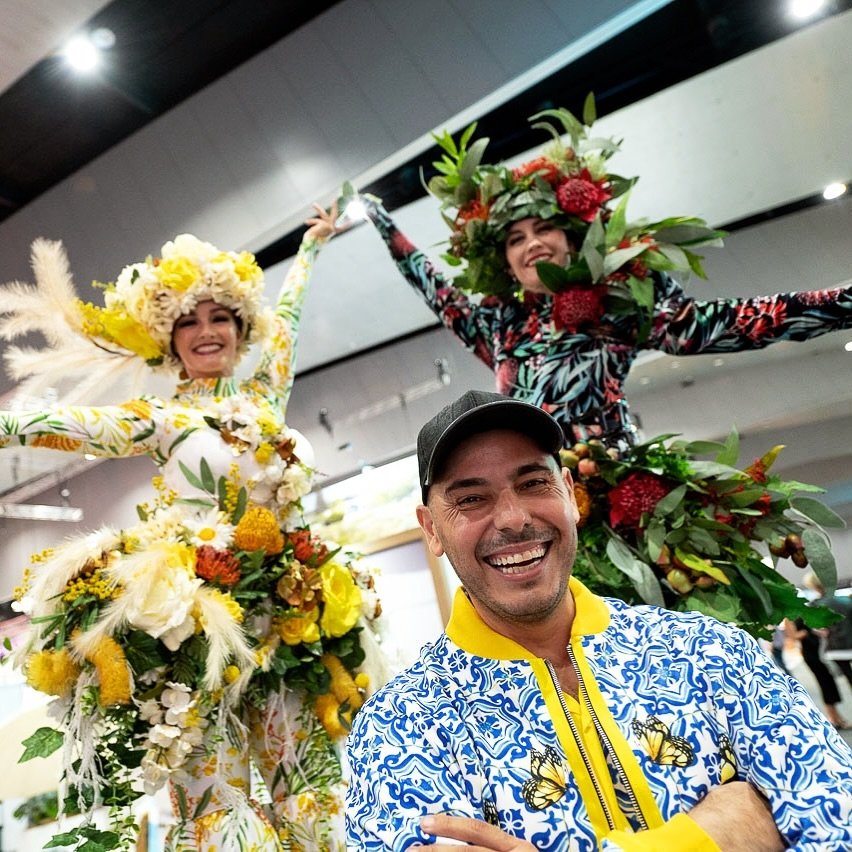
left=791, top=550, right=809, bottom=568
left=573, top=442, right=590, bottom=459
left=655, top=544, right=671, bottom=566
left=560, top=450, right=580, bottom=468
left=768, top=541, right=787, bottom=557
left=694, top=575, right=716, bottom=589
left=666, top=568, right=694, bottom=595
left=785, top=533, right=803, bottom=550
left=577, top=459, right=599, bottom=477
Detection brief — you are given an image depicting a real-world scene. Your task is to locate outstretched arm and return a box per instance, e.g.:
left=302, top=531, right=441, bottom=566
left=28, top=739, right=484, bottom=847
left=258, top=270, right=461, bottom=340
left=648, top=275, right=852, bottom=355
left=252, top=203, right=337, bottom=409
left=0, top=398, right=168, bottom=463
left=363, top=197, right=499, bottom=369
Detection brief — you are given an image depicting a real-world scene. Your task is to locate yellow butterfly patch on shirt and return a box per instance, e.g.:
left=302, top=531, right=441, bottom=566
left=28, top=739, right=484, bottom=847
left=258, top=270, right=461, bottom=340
left=718, top=732, right=737, bottom=783
left=521, top=745, right=567, bottom=810
left=632, top=715, right=696, bottom=767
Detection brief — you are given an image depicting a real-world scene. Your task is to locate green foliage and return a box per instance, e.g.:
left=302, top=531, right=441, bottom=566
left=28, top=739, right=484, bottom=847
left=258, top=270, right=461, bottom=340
left=565, top=430, right=844, bottom=636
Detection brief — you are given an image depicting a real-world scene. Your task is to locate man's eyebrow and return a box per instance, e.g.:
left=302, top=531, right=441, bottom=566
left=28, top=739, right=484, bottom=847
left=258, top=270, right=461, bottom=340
left=444, top=476, right=489, bottom=495
left=442, top=461, right=555, bottom=494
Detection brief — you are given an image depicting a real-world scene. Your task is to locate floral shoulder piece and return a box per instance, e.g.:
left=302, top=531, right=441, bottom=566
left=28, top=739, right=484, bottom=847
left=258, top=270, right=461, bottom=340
left=564, top=430, right=844, bottom=636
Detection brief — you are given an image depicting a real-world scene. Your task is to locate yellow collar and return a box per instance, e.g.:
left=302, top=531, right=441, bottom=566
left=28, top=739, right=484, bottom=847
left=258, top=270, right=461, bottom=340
left=445, top=576, right=611, bottom=659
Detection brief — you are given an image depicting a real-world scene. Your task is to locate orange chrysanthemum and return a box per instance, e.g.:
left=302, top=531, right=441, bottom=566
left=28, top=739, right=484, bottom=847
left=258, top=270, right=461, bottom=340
left=195, top=545, right=241, bottom=586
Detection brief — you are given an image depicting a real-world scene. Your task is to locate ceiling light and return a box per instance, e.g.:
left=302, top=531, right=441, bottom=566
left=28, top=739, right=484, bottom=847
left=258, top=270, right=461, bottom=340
left=789, top=0, right=826, bottom=19
left=62, top=35, right=101, bottom=72
left=0, top=503, right=83, bottom=522
left=845, top=341, right=852, bottom=352
left=823, top=182, right=847, bottom=200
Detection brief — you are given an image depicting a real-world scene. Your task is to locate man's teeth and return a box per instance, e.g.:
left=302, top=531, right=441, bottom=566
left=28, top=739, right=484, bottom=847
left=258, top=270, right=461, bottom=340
left=488, top=545, right=545, bottom=572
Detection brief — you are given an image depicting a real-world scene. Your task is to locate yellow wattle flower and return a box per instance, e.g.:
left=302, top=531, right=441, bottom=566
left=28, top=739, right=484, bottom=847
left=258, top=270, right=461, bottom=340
left=25, top=648, right=81, bottom=697
left=234, top=506, right=284, bottom=555
left=254, top=442, right=275, bottom=465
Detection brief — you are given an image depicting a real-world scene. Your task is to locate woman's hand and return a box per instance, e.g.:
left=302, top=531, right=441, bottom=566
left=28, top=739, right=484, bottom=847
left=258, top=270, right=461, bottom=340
left=304, top=201, right=340, bottom=240
left=418, top=814, right=535, bottom=851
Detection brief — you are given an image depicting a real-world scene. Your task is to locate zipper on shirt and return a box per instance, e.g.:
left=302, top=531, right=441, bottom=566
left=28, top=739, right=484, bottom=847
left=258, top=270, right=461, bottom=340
left=545, top=658, right=618, bottom=832
left=566, top=645, right=650, bottom=832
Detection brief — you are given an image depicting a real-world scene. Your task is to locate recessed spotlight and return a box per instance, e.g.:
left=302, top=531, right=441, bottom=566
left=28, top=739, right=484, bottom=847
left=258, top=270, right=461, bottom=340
left=670, top=361, right=680, bottom=370
left=789, top=0, right=826, bottom=19
left=712, top=357, right=725, bottom=367
left=62, top=34, right=101, bottom=72
left=823, top=182, right=847, bottom=200
left=639, top=376, right=651, bottom=385
left=845, top=340, right=852, bottom=353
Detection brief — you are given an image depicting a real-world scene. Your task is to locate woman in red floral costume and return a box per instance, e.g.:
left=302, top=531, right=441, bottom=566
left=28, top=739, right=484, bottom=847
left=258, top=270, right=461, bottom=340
left=357, top=97, right=851, bottom=634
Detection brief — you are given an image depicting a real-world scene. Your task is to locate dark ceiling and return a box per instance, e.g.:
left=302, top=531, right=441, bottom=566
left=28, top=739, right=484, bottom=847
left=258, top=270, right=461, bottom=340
left=0, top=0, right=342, bottom=220
left=0, top=0, right=848, bottom=242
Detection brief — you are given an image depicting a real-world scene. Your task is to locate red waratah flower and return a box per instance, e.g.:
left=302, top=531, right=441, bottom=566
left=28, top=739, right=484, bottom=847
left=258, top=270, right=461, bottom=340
left=555, top=169, right=611, bottom=222
left=512, top=156, right=561, bottom=184
left=195, top=545, right=241, bottom=586
left=552, top=286, right=607, bottom=333
left=608, top=472, right=671, bottom=528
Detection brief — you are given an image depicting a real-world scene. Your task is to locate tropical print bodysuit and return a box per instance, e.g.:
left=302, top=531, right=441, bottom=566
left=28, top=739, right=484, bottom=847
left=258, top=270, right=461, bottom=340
left=366, top=201, right=852, bottom=448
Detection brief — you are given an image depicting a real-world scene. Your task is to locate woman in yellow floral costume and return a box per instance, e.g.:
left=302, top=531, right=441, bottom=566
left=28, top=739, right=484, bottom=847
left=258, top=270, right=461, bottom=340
left=0, top=204, right=382, bottom=851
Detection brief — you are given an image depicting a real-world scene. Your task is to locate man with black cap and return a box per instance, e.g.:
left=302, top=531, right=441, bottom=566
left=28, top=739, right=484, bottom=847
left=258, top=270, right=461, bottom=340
left=345, top=391, right=852, bottom=851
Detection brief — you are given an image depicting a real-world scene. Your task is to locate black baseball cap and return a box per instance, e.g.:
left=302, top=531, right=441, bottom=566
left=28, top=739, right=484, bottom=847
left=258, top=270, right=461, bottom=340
left=417, top=390, right=565, bottom=502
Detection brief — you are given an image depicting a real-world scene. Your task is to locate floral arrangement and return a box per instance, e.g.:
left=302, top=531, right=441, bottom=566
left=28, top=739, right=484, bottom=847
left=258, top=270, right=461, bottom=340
left=11, top=424, right=379, bottom=850
left=426, top=93, right=724, bottom=328
left=562, top=430, right=844, bottom=637
left=75, top=233, right=272, bottom=368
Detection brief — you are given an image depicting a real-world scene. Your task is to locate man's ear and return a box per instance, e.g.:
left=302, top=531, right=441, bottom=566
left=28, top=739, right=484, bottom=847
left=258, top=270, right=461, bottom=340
left=416, top=504, right=445, bottom=557
left=561, top=465, right=580, bottom=524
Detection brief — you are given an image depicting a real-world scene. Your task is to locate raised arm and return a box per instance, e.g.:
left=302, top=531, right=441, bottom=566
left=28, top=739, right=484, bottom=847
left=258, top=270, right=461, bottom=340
left=648, top=275, right=852, bottom=355
left=252, top=204, right=336, bottom=408
left=0, top=398, right=169, bottom=464
left=363, top=197, right=499, bottom=368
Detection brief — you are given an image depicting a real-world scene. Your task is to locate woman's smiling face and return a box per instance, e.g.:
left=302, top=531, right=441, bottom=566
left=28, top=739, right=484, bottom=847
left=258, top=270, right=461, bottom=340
left=504, top=217, right=572, bottom=295
left=171, top=300, right=242, bottom=378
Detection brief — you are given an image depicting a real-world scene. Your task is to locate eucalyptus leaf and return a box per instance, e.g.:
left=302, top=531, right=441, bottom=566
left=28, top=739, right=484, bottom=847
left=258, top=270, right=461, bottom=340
left=602, top=243, right=647, bottom=275
left=790, top=496, right=846, bottom=529
left=715, top=428, right=740, bottom=467
left=653, top=484, right=687, bottom=518
left=802, top=528, right=837, bottom=596
left=605, top=537, right=665, bottom=607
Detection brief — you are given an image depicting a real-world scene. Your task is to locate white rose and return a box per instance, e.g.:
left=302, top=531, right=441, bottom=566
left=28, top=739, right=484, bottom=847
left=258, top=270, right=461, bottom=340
left=122, top=543, right=201, bottom=644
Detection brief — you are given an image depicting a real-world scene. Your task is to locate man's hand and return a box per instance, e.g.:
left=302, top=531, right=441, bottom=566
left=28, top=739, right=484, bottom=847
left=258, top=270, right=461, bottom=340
left=688, top=782, right=785, bottom=852
left=418, top=814, right=535, bottom=851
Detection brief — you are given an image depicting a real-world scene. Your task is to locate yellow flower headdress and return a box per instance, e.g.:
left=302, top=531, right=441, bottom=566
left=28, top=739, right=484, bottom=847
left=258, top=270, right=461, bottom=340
left=0, top=234, right=273, bottom=402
